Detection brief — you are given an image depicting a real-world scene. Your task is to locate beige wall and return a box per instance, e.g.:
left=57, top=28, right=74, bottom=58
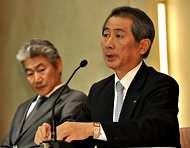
left=167, top=0, right=190, bottom=127
left=0, top=0, right=129, bottom=142
left=1, top=0, right=189, bottom=143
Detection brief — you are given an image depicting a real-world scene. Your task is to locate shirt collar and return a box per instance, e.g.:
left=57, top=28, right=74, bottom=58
left=115, top=61, right=142, bottom=90
left=37, top=83, right=64, bottom=100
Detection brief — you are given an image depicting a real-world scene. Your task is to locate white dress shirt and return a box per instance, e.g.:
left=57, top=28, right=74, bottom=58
left=97, top=62, right=142, bottom=141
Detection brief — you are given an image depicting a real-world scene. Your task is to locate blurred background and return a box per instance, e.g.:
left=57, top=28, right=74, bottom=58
left=0, top=0, right=189, bottom=143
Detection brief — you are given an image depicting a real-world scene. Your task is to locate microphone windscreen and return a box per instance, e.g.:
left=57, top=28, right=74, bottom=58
left=80, top=60, right=88, bottom=67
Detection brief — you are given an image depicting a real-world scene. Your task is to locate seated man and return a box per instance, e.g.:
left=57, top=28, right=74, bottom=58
left=35, top=6, right=181, bottom=148
left=2, top=38, right=87, bottom=148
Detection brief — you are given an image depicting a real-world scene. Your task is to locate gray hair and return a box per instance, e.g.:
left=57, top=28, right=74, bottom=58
left=16, top=38, right=61, bottom=68
left=102, top=6, right=155, bottom=58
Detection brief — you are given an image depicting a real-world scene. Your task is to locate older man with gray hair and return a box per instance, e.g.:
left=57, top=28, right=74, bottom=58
left=2, top=38, right=87, bottom=148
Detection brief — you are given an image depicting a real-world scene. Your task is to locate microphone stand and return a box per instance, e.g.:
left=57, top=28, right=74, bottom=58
left=40, top=60, right=88, bottom=148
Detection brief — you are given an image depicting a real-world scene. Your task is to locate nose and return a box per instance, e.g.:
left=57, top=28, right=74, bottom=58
left=105, top=35, right=115, bottom=49
left=33, top=72, right=42, bottom=84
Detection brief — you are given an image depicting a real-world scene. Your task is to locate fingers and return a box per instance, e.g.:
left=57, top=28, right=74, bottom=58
left=34, top=122, right=93, bottom=144
left=64, top=135, right=75, bottom=143
left=56, top=122, right=69, bottom=141
left=34, top=123, right=51, bottom=145
left=56, top=122, right=94, bottom=142
left=34, top=127, right=43, bottom=145
left=42, top=123, right=51, bottom=139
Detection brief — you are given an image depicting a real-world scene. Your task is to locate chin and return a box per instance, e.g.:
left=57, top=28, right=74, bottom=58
left=35, top=90, right=47, bottom=96
left=106, top=61, right=116, bottom=69
left=105, top=62, right=117, bottom=69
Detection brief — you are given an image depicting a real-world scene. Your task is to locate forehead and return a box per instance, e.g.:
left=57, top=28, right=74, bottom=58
left=104, top=16, right=134, bottom=31
left=24, top=55, right=51, bottom=69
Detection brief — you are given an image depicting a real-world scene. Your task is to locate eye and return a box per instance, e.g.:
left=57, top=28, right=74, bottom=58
left=38, top=67, right=45, bottom=73
left=102, top=30, right=110, bottom=38
left=116, top=34, right=123, bottom=39
left=103, top=33, right=110, bottom=38
left=26, top=71, right=33, bottom=77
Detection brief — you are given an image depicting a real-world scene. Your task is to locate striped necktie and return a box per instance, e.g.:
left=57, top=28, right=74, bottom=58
left=114, top=81, right=124, bottom=122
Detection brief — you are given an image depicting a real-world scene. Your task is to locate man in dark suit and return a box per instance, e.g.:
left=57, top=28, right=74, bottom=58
left=34, top=6, right=181, bottom=147
left=1, top=38, right=87, bottom=148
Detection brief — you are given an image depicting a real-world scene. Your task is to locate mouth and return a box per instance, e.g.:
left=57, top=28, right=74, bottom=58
left=105, top=54, right=115, bottom=61
left=34, top=85, right=45, bottom=90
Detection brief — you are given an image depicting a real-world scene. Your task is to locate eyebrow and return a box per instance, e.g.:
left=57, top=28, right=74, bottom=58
left=25, top=63, right=45, bottom=72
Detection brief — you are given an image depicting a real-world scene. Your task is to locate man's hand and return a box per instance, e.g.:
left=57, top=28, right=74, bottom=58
left=34, top=123, right=51, bottom=145
left=56, top=122, right=94, bottom=142
left=34, top=122, right=94, bottom=145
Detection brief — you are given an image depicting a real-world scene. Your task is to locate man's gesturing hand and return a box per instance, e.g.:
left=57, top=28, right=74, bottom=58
left=34, top=123, right=51, bottom=145
left=56, top=122, right=94, bottom=143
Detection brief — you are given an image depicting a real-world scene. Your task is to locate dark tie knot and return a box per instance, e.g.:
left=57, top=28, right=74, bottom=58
left=37, top=96, right=47, bottom=104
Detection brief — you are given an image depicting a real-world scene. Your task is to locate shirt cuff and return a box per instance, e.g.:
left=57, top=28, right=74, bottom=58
left=97, top=124, right=107, bottom=141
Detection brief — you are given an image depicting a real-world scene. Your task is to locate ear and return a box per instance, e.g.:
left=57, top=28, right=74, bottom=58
left=139, top=39, right=151, bottom=55
left=56, top=58, right=63, bottom=74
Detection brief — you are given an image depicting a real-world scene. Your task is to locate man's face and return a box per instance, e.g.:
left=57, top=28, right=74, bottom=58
left=101, top=16, right=145, bottom=78
left=24, top=55, right=62, bottom=96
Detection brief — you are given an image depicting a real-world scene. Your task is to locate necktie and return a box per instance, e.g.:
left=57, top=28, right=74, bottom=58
left=26, top=96, right=46, bottom=121
left=21, top=96, right=46, bottom=132
left=114, top=81, right=124, bottom=122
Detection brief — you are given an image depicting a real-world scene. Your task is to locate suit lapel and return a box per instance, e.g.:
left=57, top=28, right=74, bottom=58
left=92, top=75, right=114, bottom=122
left=18, top=85, right=69, bottom=138
left=19, top=97, right=53, bottom=135
left=120, top=62, right=149, bottom=121
left=13, top=98, right=35, bottom=143
left=101, top=77, right=114, bottom=121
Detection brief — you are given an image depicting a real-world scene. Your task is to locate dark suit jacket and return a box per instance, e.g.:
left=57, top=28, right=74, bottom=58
left=76, top=62, right=180, bottom=148
left=2, top=85, right=87, bottom=148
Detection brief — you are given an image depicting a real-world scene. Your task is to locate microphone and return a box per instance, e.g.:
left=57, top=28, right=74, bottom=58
left=79, top=59, right=88, bottom=67
left=51, top=60, right=88, bottom=142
